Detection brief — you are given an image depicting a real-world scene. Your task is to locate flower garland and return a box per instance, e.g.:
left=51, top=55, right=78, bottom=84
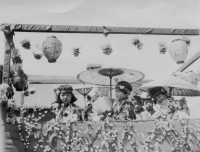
left=101, top=44, right=113, bottom=55
left=131, top=37, right=143, bottom=50
left=32, top=50, right=43, bottom=60
left=182, top=35, right=191, bottom=46
left=158, top=42, right=168, bottom=54
left=72, top=47, right=81, bottom=57
left=20, top=39, right=31, bottom=50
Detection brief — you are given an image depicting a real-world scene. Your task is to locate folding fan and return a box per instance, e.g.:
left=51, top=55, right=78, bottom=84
left=92, top=96, right=113, bottom=114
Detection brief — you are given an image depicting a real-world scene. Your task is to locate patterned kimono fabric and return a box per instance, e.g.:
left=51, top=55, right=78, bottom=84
left=141, top=108, right=161, bottom=120
left=112, top=98, right=136, bottom=120
left=50, top=102, right=81, bottom=122
left=134, top=108, right=145, bottom=120
left=153, top=97, right=176, bottom=119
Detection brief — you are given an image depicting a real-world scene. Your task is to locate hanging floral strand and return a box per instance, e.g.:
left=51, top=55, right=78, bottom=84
left=182, top=35, right=190, bottom=45
left=20, top=39, right=31, bottom=50
left=72, top=47, right=81, bottom=57
left=11, top=48, right=22, bottom=64
left=32, top=50, right=43, bottom=60
left=101, top=44, right=113, bottom=55
left=131, top=37, right=143, bottom=50
left=158, top=42, right=168, bottom=54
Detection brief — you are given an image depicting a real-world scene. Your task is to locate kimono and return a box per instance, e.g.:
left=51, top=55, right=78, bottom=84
left=111, top=98, right=136, bottom=120
left=50, top=102, right=81, bottom=122
left=140, top=108, right=159, bottom=120
left=153, top=97, right=176, bottom=119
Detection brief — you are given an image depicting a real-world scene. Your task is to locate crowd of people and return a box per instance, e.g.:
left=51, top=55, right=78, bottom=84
left=50, top=81, right=191, bottom=122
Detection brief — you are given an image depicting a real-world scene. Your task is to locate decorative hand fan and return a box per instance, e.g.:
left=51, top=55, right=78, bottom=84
left=92, top=96, right=113, bottom=114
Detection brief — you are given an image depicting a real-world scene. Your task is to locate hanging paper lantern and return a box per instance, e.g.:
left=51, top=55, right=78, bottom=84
left=103, top=26, right=110, bottom=37
left=32, top=50, right=43, bottom=60
left=20, top=39, right=31, bottom=50
left=72, top=48, right=81, bottom=57
left=101, top=44, right=113, bottom=55
left=42, top=36, right=62, bottom=63
left=178, top=71, right=198, bottom=86
left=158, top=42, right=167, bottom=54
left=169, top=39, right=188, bottom=64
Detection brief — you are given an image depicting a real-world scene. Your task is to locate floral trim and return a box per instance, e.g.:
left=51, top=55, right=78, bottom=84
left=20, top=39, right=31, bottom=50
left=101, top=44, right=113, bottom=55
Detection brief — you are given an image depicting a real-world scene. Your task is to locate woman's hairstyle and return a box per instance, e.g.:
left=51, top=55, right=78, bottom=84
left=133, top=95, right=143, bottom=106
left=115, top=81, right=132, bottom=95
left=54, top=85, right=77, bottom=104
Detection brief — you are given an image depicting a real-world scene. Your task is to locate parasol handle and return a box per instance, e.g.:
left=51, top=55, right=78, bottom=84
left=109, top=76, right=112, bottom=97
left=84, top=95, right=86, bottom=109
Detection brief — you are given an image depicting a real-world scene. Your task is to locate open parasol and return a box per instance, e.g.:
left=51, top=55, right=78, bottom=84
left=77, top=68, right=144, bottom=97
left=74, top=85, right=93, bottom=108
left=139, top=75, right=200, bottom=96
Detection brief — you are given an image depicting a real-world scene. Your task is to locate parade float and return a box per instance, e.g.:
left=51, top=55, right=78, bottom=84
left=0, top=23, right=200, bottom=152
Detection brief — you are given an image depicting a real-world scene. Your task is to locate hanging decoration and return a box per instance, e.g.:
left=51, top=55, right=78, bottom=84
left=182, top=35, right=191, bottom=45
left=10, top=65, right=28, bottom=91
left=169, top=39, right=188, bottom=64
left=101, top=44, right=113, bottom=55
left=20, top=39, right=31, bottom=50
left=11, top=48, right=22, bottom=64
left=23, top=88, right=36, bottom=97
left=72, top=47, right=81, bottom=57
left=131, top=37, right=143, bottom=50
left=32, top=50, right=43, bottom=60
left=102, top=26, right=110, bottom=37
left=10, top=48, right=28, bottom=91
left=158, top=42, right=168, bottom=54
left=42, top=36, right=62, bottom=63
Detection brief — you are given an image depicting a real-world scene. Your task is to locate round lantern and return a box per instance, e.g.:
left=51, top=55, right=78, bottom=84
left=42, top=36, right=62, bottom=63
left=169, top=39, right=188, bottom=64
left=179, top=71, right=199, bottom=86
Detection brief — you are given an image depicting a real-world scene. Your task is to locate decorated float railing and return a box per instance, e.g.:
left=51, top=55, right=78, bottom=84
left=1, top=107, right=200, bottom=152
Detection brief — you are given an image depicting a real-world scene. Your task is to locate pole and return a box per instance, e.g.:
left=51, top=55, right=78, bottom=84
left=110, top=76, right=112, bottom=97
left=84, top=95, right=86, bottom=109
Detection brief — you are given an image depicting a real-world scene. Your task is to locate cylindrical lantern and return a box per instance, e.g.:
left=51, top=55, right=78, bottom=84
left=42, top=36, right=62, bottom=63
left=179, top=71, right=198, bottom=86
left=169, top=39, right=188, bottom=64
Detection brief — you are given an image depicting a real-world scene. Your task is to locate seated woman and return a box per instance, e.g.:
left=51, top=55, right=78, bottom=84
left=149, top=87, right=176, bottom=119
left=141, top=98, right=159, bottom=120
left=172, top=97, right=190, bottom=120
left=111, top=81, right=136, bottom=120
left=131, top=96, right=145, bottom=120
left=50, top=85, right=81, bottom=122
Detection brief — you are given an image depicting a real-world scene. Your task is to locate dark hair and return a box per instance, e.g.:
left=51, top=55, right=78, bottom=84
left=133, top=95, right=143, bottom=106
left=116, top=81, right=132, bottom=95
left=87, top=95, right=91, bottom=101
left=55, top=85, right=77, bottom=105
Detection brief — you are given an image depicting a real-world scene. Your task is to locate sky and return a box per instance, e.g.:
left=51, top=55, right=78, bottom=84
left=0, top=0, right=200, bottom=117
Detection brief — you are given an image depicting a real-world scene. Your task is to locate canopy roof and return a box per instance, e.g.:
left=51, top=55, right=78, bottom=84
left=0, top=23, right=199, bottom=35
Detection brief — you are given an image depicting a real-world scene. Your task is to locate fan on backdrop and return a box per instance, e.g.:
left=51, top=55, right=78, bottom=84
left=92, top=96, right=113, bottom=114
